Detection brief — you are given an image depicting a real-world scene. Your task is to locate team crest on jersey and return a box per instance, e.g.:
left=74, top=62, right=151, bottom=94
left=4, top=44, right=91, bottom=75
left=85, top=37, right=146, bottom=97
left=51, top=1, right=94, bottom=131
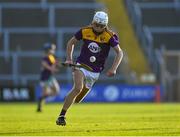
left=86, top=34, right=91, bottom=38
left=88, top=42, right=101, bottom=53
left=100, top=37, right=105, bottom=42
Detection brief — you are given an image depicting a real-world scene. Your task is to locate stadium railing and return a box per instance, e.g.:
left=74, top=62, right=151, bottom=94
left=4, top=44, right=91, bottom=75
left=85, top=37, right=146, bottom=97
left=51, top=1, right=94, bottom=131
left=0, top=1, right=104, bottom=58
left=125, top=0, right=180, bottom=101
left=0, top=27, right=79, bottom=59
left=0, top=1, right=126, bottom=85
left=126, top=0, right=180, bottom=48
left=156, top=47, right=180, bottom=101
left=143, top=26, right=180, bottom=73
left=0, top=49, right=125, bottom=85
left=125, top=1, right=180, bottom=71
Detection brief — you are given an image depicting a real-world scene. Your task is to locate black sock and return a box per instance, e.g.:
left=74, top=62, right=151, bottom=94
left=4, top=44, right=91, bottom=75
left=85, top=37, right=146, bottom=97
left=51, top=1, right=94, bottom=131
left=59, top=109, right=67, bottom=117
left=37, top=95, right=48, bottom=110
left=37, top=96, right=43, bottom=110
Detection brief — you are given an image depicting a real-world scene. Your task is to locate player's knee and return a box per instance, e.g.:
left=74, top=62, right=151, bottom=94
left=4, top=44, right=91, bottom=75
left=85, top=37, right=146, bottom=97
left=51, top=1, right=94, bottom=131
left=74, top=98, right=81, bottom=103
left=73, top=85, right=83, bottom=94
left=53, top=82, right=60, bottom=93
left=55, top=86, right=60, bottom=94
left=50, top=87, right=59, bottom=96
left=43, top=87, right=51, bottom=95
left=74, top=95, right=84, bottom=103
left=74, top=87, right=89, bottom=103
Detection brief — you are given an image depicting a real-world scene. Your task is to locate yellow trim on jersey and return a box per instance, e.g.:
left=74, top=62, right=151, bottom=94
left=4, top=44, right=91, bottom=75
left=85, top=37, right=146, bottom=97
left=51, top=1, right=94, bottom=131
left=81, top=27, right=112, bottom=44
left=80, top=63, right=93, bottom=71
left=48, top=54, right=56, bottom=64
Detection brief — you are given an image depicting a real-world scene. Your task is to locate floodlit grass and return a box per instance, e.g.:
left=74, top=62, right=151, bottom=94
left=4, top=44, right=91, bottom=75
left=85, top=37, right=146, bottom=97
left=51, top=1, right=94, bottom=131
left=0, top=103, right=180, bottom=136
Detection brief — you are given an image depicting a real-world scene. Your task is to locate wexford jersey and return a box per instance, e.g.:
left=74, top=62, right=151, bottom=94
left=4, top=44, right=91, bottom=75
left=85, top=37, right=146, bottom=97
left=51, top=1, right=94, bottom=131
left=75, top=26, right=119, bottom=73
left=40, top=54, right=56, bottom=81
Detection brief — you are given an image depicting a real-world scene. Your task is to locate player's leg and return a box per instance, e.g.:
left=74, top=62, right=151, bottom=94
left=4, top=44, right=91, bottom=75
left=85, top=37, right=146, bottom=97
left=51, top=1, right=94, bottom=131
left=37, top=84, right=50, bottom=112
left=50, top=78, right=60, bottom=96
left=37, top=77, right=60, bottom=112
left=75, top=69, right=100, bottom=103
left=56, top=69, right=84, bottom=126
left=62, top=70, right=84, bottom=110
left=74, top=86, right=90, bottom=103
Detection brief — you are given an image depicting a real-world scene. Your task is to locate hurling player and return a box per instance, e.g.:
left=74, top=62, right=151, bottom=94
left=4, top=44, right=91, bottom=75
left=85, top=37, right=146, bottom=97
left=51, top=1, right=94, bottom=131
left=37, top=43, right=60, bottom=112
left=56, top=11, right=123, bottom=125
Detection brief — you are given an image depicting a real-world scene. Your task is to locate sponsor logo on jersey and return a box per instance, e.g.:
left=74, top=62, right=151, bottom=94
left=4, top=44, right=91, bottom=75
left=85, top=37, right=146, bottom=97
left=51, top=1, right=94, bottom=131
left=88, top=42, right=101, bottom=53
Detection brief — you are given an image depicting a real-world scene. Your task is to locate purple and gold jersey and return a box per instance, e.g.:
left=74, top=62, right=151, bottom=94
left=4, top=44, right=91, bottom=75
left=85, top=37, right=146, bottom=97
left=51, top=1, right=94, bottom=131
left=75, top=26, right=119, bottom=72
left=40, top=54, right=56, bottom=81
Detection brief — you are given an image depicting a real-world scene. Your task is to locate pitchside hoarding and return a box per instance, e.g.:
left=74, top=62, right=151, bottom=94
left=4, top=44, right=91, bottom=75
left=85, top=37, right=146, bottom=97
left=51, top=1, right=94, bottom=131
left=0, top=86, right=34, bottom=102
left=35, top=84, right=161, bottom=102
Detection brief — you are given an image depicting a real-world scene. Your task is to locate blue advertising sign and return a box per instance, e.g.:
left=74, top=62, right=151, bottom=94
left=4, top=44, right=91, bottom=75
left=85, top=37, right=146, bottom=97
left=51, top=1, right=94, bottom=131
left=35, top=84, right=161, bottom=102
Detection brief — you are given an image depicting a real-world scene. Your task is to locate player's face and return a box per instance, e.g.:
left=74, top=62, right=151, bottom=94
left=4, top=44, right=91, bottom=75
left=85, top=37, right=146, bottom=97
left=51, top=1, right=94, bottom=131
left=49, top=44, right=56, bottom=54
left=92, top=22, right=106, bottom=33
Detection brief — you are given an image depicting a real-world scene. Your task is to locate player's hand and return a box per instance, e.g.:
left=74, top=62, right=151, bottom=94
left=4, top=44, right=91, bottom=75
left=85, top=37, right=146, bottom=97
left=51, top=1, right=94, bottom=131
left=106, top=69, right=116, bottom=77
left=51, top=65, right=59, bottom=73
left=65, top=60, right=73, bottom=64
left=65, top=60, right=76, bottom=71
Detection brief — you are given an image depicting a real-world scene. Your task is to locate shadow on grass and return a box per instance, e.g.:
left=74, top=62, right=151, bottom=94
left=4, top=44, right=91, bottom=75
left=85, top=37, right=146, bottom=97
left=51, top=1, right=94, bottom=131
left=0, top=127, right=178, bottom=135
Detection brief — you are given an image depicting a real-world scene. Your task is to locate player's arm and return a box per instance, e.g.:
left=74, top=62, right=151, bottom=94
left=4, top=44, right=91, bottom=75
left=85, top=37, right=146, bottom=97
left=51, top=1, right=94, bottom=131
left=65, top=36, right=79, bottom=63
left=111, top=45, right=123, bottom=71
left=42, top=61, right=57, bottom=73
left=106, top=45, right=123, bottom=77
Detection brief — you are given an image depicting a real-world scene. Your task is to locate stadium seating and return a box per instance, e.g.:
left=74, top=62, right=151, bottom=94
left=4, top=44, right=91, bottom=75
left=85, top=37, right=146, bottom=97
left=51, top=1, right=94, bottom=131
left=141, top=8, right=180, bottom=27
left=153, top=33, right=180, bottom=50
left=135, top=0, right=174, bottom=3
left=0, top=54, right=14, bottom=85
left=9, top=33, right=57, bottom=51
left=0, top=56, right=12, bottom=75
left=125, top=0, right=180, bottom=63
left=125, top=0, right=180, bottom=101
left=0, top=0, right=126, bottom=85
left=3, top=9, right=49, bottom=28
left=0, top=0, right=41, bottom=3
left=0, top=35, right=3, bottom=51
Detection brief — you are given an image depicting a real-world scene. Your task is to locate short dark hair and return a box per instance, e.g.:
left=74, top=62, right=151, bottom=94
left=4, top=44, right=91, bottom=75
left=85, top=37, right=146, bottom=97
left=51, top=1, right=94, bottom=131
left=43, top=43, right=53, bottom=52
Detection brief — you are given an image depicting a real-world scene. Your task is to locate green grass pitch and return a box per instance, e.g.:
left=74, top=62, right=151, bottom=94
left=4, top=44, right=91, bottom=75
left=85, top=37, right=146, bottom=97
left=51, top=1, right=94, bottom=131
left=0, top=103, right=180, bottom=136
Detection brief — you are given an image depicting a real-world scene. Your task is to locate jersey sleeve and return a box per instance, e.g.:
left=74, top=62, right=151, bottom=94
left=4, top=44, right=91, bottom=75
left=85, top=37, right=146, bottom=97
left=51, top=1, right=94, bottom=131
left=74, top=29, right=82, bottom=40
left=42, top=57, right=49, bottom=63
left=48, top=55, right=56, bottom=64
left=109, top=33, right=119, bottom=47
